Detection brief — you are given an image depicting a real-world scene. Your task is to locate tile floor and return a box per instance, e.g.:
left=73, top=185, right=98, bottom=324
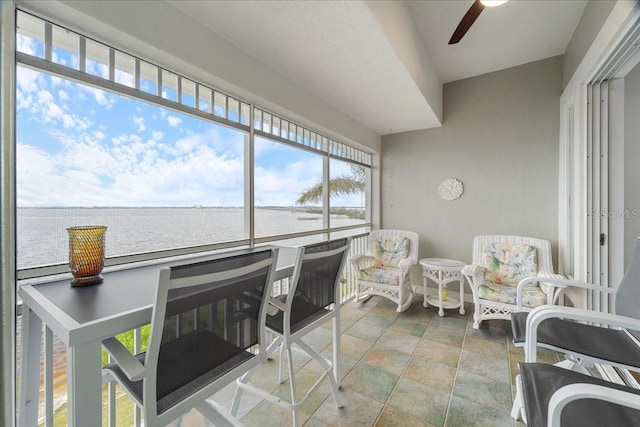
left=187, top=295, right=562, bottom=426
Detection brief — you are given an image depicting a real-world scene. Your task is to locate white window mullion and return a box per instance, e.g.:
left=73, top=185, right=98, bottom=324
left=586, top=85, right=594, bottom=308
left=599, top=80, right=610, bottom=313
left=133, top=58, right=140, bottom=90
left=592, top=82, right=602, bottom=313
left=323, top=155, right=330, bottom=233
left=108, top=48, right=115, bottom=81
left=247, top=105, right=255, bottom=246
left=78, top=36, right=86, bottom=73
left=586, top=81, right=611, bottom=314
left=44, top=21, right=52, bottom=61
left=156, top=67, right=162, bottom=97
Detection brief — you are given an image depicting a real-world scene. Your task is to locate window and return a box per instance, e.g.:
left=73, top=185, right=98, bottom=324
left=254, top=136, right=324, bottom=238
left=16, top=67, right=246, bottom=270
left=329, top=158, right=367, bottom=227
left=15, top=10, right=372, bottom=279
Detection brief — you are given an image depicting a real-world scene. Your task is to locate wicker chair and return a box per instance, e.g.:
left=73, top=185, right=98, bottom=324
left=462, top=235, right=564, bottom=329
left=350, top=229, right=419, bottom=312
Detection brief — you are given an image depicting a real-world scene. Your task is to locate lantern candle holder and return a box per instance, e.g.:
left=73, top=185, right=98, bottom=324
left=67, top=226, right=107, bottom=287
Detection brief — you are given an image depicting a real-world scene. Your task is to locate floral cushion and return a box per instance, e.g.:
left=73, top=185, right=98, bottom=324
left=358, top=266, right=400, bottom=285
left=373, top=235, right=410, bottom=267
left=478, top=282, right=546, bottom=308
left=483, top=243, right=537, bottom=285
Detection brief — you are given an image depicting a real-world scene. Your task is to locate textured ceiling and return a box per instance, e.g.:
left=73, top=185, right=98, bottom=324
left=168, top=0, right=587, bottom=135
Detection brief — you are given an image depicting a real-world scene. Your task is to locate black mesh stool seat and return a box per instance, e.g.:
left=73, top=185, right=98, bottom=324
left=232, top=238, right=351, bottom=427
left=102, top=249, right=278, bottom=427
left=511, top=311, right=640, bottom=370
left=518, top=363, right=640, bottom=427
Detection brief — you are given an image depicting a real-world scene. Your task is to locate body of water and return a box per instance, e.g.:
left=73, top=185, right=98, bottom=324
left=17, top=207, right=364, bottom=269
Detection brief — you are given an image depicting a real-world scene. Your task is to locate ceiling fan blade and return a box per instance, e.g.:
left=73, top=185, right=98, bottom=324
left=448, top=0, right=485, bottom=45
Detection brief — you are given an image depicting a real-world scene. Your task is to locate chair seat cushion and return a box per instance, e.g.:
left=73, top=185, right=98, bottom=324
left=103, top=329, right=254, bottom=414
left=266, top=294, right=329, bottom=335
left=358, top=266, right=400, bottom=286
left=510, top=312, right=640, bottom=368
left=478, top=282, right=546, bottom=308
left=483, top=243, right=537, bottom=285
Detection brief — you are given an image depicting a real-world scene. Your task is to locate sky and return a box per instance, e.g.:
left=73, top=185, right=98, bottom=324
left=15, top=33, right=363, bottom=209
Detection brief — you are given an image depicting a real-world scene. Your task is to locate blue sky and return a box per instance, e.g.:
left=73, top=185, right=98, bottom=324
left=16, top=34, right=362, bottom=208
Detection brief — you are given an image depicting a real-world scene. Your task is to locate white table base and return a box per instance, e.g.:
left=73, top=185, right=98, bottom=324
left=420, top=258, right=466, bottom=317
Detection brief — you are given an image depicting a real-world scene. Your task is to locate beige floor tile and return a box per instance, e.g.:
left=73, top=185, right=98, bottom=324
left=342, top=361, right=399, bottom=403
left=310, top=386, right=384, bottom=427
left=413, top=338, right=461, bottom=368
left=387, top=377, right=450, bottom=426
left=402, top=356, right=457, bottom=393
left=377, top=329, right=420, bottom=354
left=374, top=405, right=435, bottom=427
left=361, top=343, right=412, bottom=376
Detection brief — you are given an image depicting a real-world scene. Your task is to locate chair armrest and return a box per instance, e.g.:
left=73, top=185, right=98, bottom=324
left=102, top=337, right=146, bottom=381
left=548, top=383, right=640, bottom=427
left=516, top=275, right=616, bottom=311
left=524, top=305, right=640, bottom=362
left=461, top=264, right=484, bottom=286
left=518, top=276, right=615, bottom=293
left=350, top=254, right=374, bottom=269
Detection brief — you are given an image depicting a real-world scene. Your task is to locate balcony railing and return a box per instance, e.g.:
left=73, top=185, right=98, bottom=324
left=16, top=232, right=368, bottom=426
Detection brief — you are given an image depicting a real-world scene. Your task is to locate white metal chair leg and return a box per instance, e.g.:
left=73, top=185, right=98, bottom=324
left=511, top=374, right=523, bottom=421
left=285, top=342, right=299, bottom=427
left=278, top=340, right=286, bottom=384
left=296, top=339, right=343, bottom=408
left=197, top=401, right=243, bottom=427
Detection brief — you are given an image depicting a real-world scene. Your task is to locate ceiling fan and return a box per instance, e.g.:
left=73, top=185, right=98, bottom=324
left=448, top=0, right=509, bottom=45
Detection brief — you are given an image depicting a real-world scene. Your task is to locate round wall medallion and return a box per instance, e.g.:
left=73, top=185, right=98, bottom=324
left=438, top=178, right=463, bottom=201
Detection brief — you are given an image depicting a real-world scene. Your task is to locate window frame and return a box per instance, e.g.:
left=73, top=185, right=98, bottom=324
left=14, top=9, right=372, bottom=280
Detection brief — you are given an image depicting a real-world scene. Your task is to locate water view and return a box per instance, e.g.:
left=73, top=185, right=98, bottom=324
left=17, top=207, right=365, bottom=269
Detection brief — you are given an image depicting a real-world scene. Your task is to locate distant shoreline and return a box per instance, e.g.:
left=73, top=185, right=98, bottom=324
left=16, top=206, right=363, bottom=210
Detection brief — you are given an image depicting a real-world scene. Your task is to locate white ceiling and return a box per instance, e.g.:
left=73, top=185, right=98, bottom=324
left=168, top=0, right=587, bottom=135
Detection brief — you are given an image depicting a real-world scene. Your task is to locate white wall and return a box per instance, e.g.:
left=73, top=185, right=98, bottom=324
left=381, top=56, right=563, bottom=285
left=563, top=0, right=616, bottom=88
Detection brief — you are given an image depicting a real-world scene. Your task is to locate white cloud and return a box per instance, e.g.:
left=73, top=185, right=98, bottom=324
left=167, top=116, right=182, bottom=127
left=114, top=70, right=134, bottom=88
left=58, top=90, right=69, bottom=102
left=133, top=116, right=146, bottom=132
left=16, top=34, right=37, bottom=56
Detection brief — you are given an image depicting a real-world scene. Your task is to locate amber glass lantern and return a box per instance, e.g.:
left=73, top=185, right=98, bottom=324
left=67, top=226, right=107, bottom=287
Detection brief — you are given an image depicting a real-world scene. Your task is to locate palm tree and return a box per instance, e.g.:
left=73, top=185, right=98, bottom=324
left=296, top=164, right=365, bottom=205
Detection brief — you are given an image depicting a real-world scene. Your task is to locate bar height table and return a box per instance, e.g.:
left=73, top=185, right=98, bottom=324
left=18, top=246, right=298, bottom=427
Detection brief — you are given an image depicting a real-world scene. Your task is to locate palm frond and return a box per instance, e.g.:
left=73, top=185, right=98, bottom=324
left=296, top=174, right=365, bottom=205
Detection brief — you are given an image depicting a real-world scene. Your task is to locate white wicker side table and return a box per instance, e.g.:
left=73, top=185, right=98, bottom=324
left=420, top=258, right=466, bottom=317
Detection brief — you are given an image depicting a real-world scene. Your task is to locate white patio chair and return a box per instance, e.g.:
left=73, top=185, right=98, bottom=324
left=232, top=238, right=351, bottom=427
left=516, top=362, right=640, bottom=427
left=510, top=237, right=640, bottom=421
left=462, top=235, right=565, bottom=328
left=350, top=229, right=419, bottom=312
left=101, top=248, right=278, bottom=427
